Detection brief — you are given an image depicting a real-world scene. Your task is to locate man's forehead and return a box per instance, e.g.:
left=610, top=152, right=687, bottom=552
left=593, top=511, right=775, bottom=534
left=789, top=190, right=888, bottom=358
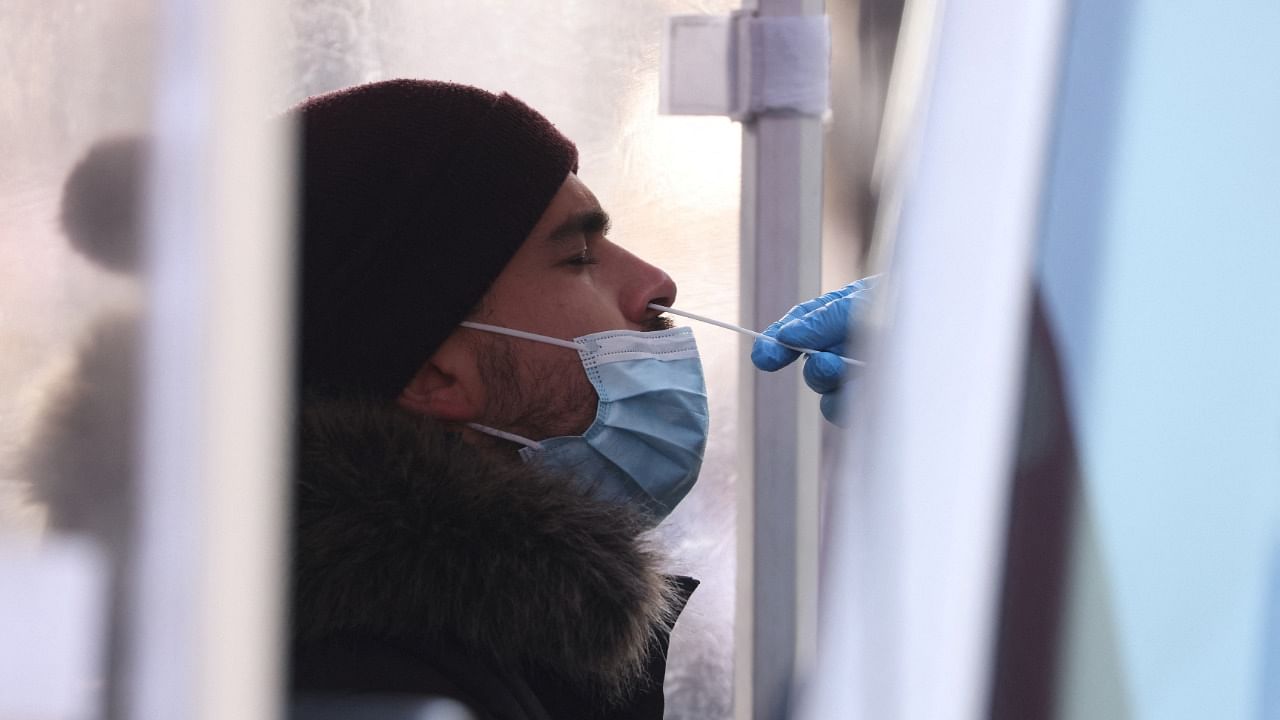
left=532, top=175, right=609, bottom=246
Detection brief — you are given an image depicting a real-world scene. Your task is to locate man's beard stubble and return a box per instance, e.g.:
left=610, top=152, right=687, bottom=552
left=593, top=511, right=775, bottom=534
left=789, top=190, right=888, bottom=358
left=472, top=331, right=596, bottom=443
left=471, top=314, right=674, bottom=445
left=646, top=315, right=674, bottom=332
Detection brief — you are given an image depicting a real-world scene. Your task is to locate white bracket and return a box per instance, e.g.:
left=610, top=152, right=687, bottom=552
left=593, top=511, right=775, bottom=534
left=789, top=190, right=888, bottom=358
left=660, top=11, right=830, bottom=121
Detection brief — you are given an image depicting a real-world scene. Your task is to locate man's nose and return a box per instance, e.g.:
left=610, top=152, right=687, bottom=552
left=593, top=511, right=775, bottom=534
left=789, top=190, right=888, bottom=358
left=621, top=253, right=677, bottom=325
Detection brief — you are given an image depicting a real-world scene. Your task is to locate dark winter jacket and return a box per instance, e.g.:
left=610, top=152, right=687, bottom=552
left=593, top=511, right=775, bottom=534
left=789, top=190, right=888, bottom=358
left=290, top=396, right=696, bottom=720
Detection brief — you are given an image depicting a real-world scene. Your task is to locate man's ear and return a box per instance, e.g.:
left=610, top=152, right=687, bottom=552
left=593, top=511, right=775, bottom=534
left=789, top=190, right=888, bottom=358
left=397, top=350, right=483, bottom=421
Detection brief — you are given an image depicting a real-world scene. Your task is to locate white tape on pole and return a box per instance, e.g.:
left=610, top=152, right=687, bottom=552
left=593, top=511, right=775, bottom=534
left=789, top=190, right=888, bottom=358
left=661, top=12, right=829, bottom=119
left=747, top=16, right=830, bottom=116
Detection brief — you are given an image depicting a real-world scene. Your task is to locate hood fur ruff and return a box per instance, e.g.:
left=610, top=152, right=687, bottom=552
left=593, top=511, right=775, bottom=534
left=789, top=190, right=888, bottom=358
left=293, top=396, right=679, bottom=700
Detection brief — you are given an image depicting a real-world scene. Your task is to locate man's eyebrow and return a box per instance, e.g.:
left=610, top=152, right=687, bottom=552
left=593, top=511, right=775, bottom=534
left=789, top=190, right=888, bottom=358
left=546, top=209, right=611, bottom=246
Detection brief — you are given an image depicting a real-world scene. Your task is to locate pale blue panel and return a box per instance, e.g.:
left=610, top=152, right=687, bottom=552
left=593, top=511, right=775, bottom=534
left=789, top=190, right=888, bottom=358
left=1263, top=545, right=1280, bottom=719
left=1040, top=1, right=1280, bottom=719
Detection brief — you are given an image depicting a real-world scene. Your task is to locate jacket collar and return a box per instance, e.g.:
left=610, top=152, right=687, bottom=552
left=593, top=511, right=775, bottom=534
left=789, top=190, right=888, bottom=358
left=292, top=395, right=682, bottom=700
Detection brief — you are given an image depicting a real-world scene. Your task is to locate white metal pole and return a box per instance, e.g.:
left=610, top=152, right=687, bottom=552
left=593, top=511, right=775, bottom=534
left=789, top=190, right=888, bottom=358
left=735, top=2, right=826, bottom=719
left=130, top=0, right=293, bottom=718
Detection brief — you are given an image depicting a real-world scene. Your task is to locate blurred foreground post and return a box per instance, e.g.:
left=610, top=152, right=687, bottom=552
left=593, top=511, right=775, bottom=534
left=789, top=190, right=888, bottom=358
left=129, top=1, right=294, bottom=719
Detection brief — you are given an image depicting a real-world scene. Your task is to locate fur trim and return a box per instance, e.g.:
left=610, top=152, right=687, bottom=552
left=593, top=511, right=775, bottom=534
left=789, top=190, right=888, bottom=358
left=293, top=396, right=678, bottom=700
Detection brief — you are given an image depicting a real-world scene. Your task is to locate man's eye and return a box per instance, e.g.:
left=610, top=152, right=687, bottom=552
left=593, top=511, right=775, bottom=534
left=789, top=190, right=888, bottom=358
left=567, top=250, right=599, bottom=266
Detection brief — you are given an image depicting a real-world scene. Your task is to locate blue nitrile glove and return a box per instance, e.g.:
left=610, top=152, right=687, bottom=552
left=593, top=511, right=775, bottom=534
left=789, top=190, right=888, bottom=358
left=751, top=275, right=880, bottom=423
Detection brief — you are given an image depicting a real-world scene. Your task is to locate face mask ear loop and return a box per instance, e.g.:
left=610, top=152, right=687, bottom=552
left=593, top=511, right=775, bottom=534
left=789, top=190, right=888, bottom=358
left=465, top=422, right=543, bottom=450
left=459, top=321, right=582, bottom=351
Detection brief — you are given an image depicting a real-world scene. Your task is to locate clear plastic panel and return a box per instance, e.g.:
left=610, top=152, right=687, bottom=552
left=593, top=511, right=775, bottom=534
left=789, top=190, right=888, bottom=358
left=1, top=2, right=158, bottom=718
left=4, top=2, right=756, bottom=718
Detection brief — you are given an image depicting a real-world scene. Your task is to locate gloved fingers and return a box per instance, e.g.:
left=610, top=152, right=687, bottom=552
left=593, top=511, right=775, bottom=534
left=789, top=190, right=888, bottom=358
left=818, top=376, right=862, bottom=426
left=776, top=285, right=856, bottom=327
left=775, top=287, right=876, bottom=353
left=776, top=297, right=848, bottom=353
left=751, top=336, right=801, bottom=371
left=820, top=389, right=846, bottom=426
left=802, top=351, right=845, bottom=394
left=751, top=318, right=803, bottom=371
left=753, top=290, right=842, bottom=371
left=844, top=274, right=882, bottom=294
left=754, top=275, right=882, bottom=371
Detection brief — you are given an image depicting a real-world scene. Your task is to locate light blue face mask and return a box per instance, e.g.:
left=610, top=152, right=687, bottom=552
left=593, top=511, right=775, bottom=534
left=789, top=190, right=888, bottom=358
left=459, top=321, right=710, bottom=522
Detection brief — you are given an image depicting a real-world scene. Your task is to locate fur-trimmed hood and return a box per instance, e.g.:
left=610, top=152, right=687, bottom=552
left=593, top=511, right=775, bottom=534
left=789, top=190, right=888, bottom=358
left=292, top=396, right=681, bottom=700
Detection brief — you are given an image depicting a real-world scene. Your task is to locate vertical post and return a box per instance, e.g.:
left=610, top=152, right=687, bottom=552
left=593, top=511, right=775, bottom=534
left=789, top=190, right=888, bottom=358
left=735, top=2, right=825, bottom=719
left=130, top=0, right=293, bottom=719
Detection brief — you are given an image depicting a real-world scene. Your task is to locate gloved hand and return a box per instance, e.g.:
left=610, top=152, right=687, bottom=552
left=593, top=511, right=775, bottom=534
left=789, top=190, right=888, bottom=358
left=751, top=275, right=880, bottom=423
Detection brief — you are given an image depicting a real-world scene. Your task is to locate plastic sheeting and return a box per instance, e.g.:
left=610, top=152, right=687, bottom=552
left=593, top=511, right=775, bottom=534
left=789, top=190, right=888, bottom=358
left=2, top=2, right=744, bottom=718
left=1, top=0, right=156, bottom=533
left=1, top=3, right=158, bottom=719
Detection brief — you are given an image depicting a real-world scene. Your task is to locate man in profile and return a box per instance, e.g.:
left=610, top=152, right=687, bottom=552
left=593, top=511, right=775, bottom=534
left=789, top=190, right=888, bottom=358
left=289, top=79, right=707, bottom=719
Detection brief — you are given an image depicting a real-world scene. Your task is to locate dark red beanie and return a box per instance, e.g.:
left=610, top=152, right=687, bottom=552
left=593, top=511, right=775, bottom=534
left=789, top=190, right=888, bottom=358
left=295, top=79, right=578, bottom=399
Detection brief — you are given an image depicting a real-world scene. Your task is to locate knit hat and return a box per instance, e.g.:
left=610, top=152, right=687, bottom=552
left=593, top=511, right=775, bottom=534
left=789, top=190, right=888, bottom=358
left=296, top=79, right=578, bottom=399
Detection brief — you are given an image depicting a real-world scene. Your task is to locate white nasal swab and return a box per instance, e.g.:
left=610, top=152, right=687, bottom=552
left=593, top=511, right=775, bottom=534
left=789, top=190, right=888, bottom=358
left=648, top=303, right=865, bottom=367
